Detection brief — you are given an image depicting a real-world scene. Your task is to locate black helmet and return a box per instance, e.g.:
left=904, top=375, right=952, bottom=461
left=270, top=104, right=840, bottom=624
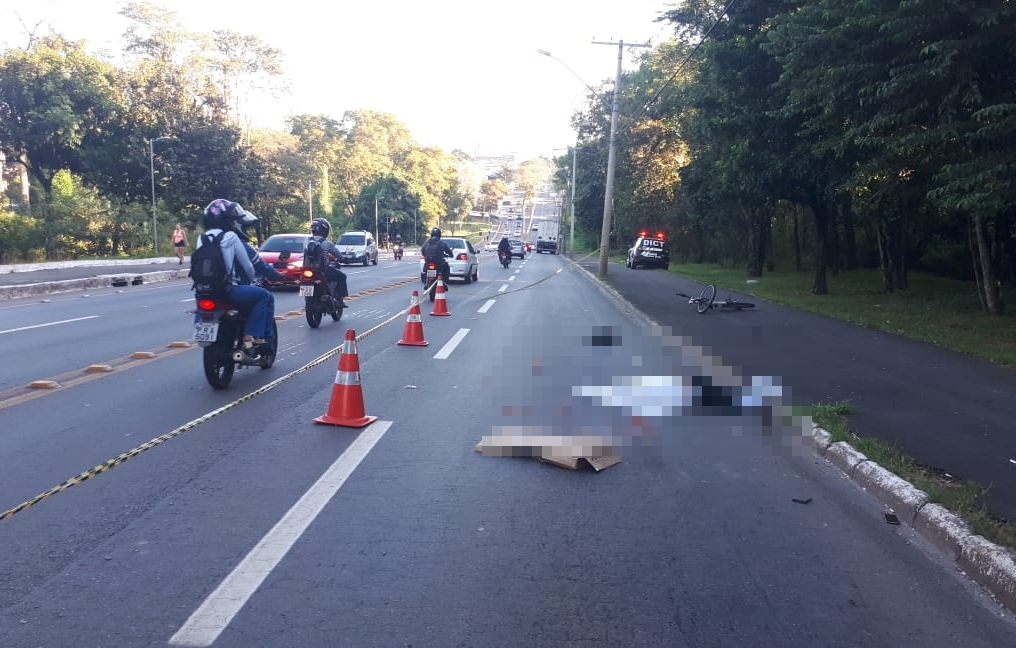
left=430, top=227, right=441, bottom=238
left=202, top=199, right=253, bottom=239
left=311, top=218, right=331, bottom=237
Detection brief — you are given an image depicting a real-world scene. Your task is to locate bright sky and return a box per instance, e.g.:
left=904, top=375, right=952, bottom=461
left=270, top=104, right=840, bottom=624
left=0, top=1, right=676, bottom=161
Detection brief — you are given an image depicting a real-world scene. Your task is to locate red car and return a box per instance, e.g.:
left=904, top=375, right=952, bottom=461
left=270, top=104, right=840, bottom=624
left=257, top=234, right=312, bottom=290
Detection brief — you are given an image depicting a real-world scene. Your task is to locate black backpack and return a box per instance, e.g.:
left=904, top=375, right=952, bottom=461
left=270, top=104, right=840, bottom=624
left=189, top=231, right=232, bottom=295
left=304, top=238, right=324, bottom=269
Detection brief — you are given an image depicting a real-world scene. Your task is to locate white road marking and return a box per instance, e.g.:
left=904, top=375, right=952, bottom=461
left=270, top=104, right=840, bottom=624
left=477, top=299, right=496, bottom=314
left=498, top=284, right=508, bottom=293
left=434, top=328, right=470, bottom=360
left=168, top=421, right=392, bottom=647
left=0, top=315, right=99, bottom=335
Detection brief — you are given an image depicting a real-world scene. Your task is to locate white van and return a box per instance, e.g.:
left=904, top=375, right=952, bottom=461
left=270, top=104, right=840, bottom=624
left=335, top=230, right=379, bottom=266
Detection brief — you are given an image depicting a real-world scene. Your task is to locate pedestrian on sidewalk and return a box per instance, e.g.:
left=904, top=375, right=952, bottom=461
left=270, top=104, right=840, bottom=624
left=172, top=223, right=188, bottom=264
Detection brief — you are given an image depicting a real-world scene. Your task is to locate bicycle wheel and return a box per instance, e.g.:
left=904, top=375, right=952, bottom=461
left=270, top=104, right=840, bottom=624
left=696, top=284, right=716, bottom=314
left=733, top=301, right=755, bottom=310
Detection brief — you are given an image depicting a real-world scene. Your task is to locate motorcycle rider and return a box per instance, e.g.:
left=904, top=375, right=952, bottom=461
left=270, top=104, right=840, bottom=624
left=197, top=199, right=272, bottom=356
left=393, top=234, right=403, bottom=259
left=497, top=236, right=512, bottom=265
left=420, top=227, right=453, bottom=289
left=304, top=218, right=349, bottom=306
left=232, top=210, right=287, bottom=342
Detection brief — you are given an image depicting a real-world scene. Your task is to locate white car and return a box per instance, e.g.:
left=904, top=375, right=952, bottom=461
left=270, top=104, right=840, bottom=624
left=483, top=240, right=499, bottom=253
left=419, top=236, right=479, bottom=284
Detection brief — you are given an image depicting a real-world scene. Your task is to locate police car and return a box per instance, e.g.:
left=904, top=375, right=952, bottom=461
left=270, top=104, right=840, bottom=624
left=626, top=230, right=670, bottom=270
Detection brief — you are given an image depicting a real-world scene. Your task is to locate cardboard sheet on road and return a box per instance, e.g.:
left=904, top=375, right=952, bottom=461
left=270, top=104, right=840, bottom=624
left=475, top=432, right=622, bottom=472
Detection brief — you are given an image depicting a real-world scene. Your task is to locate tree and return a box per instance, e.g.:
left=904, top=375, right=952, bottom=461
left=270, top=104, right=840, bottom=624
left=0, top=34, right=122, bottom=257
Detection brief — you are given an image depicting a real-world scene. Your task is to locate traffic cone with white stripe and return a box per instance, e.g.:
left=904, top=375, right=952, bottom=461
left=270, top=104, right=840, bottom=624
left=314, top=329, right=378, bottom=428
left=430, top=278, right=450, bottom=316
left=398, top=291, right=429, bottom=346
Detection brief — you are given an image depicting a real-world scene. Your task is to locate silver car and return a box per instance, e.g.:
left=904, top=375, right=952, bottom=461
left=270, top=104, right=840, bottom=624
left=419, top=236, right=479, bottom=284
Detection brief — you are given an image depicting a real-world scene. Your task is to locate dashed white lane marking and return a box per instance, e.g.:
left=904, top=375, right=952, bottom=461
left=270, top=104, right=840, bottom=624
left=0, top=315, right=99, bottom=335
left=434, top=328, right=470, bottom=360
left=478, top=300, right=496, bottom=314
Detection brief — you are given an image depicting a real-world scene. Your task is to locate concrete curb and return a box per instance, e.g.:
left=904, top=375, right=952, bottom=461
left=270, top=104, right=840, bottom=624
left=0, top=269, right=190, bottom=300
left=813, top=425, right=1016, bottom=614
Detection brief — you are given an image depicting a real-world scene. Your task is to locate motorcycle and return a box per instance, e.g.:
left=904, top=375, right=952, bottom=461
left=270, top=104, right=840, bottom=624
left=299, top=267, right=344, bottom=328
left=393, top=243, right=403, bottom=260
left=421, top=261, right=439, bottom=302
left=192, top=291, right=278, bottom=390
left=499, top=251, right=511, bottom=269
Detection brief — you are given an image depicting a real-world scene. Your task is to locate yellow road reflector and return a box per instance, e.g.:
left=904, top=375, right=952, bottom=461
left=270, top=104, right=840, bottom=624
left=167, top=341, right=192, bottom=348
left=287, top=310, right=302, bottom=316
left=85, top=364, right=114, bottom=373
left=28, top=380, right=60, bottom=390
left=130, top=351, right=156, bottom=359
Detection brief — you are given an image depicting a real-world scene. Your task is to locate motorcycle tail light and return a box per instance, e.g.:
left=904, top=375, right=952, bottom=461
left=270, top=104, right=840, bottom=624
left=197, top=298, right=217, bottom=311
left=301, top=269, right=315, bottom=279
left=427, top=262, right=436, bottom=269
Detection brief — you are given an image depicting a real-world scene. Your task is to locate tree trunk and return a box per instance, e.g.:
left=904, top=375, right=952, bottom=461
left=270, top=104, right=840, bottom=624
left=1007, top=212, right=1016, bottom=285
left=877, top=218, right=893, bottom=293
left=828, top=204, right=840, bottom=276
left=812, top=202, right=829, bottom=294
left=744, top=205, right=766, bottom=277
left=793, top=205, right=802, bottom=271
left=969, top=215, right=987, bottom=310
left=841, top=198, right=857, bottom=270
left=894, top=218, right=908, bottom=290
left=765, top=213, right=775, bottom=272
left=973, top=214, right=1004, bottom=314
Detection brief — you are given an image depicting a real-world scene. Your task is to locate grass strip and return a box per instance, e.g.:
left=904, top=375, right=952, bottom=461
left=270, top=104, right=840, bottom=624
left=813, top=402, right=1016, bottom=550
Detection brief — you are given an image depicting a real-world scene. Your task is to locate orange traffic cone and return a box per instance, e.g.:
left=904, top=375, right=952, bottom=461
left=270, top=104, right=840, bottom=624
left=430, top=278, right=450, bottom=316
left=314, top=329, right=378, bottom=428
left=398, top=291, right=429, bottom=346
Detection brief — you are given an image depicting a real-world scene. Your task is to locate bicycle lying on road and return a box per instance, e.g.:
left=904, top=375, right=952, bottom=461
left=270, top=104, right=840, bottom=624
left=675, top=284, right=755, bottom=314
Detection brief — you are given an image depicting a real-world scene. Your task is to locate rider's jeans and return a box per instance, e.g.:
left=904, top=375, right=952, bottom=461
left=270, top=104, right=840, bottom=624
left=323, top=266, right=348, bottom=298
left=228, top=284, right=271, bottom=340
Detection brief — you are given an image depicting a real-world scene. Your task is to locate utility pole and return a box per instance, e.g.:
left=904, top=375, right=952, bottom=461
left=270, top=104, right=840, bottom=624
left=592, top=39, right=650, bottom=277
left=569, top=143, right=577, bottom=260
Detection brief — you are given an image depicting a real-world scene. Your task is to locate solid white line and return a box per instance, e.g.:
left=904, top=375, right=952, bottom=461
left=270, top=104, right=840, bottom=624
left=0, top=315, right=99, bottom=335
left=168, top=421, right=392, bottom=647
left=434, top=328, right=470, bottom=360
left=477, top=299, right=496, bottom=314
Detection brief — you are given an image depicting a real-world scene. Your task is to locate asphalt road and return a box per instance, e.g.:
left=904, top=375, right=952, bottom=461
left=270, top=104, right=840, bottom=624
left=1, top=253, right=1015, bottom=647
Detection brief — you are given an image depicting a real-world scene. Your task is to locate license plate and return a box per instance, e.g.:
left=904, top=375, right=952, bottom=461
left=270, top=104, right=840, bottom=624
left=299, top=285, right=315, bottom=297
left=643, top=251, right=658, bottom=258
left=426, top=269, right=437, bottom=279
left=193, top=322, right=219, bottom=342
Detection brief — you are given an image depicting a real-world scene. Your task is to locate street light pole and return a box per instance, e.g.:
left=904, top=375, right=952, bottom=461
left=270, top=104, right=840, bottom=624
left=149, top=136, right=171, bottom=256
